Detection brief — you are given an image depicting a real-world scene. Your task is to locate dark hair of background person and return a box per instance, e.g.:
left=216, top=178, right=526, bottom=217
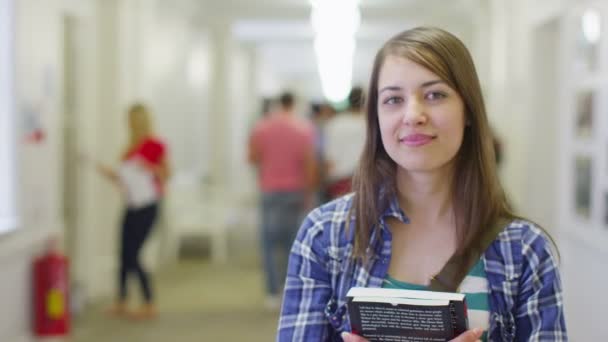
left=348, top=86, right=365, bottom=111
left=279, top=92, right=295, bottom=109
left=310, top=103, right=321, bottom=117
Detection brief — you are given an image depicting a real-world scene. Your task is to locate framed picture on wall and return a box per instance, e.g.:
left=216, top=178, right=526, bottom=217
left=574, top=156, right=592, bottom=219
left=574, top=90, right=594, bottom=139
left=562, top=6, right=608, bottom=242
left=575, top=8, right=601, bottom=73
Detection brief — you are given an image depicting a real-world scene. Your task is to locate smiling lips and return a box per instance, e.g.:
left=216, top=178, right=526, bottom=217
left=400, top=133, right=435, bottom=147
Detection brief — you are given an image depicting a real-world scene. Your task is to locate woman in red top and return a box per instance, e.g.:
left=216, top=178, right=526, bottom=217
left=97, top=103, right=170, bottom=319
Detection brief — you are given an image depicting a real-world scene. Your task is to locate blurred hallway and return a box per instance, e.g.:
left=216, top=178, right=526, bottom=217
left=2, top=0, right=608, bottom=340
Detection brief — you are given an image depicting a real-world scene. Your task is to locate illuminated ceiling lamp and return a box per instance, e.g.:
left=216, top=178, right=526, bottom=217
left=310, top=0, right=360, bottom=103
left=582, top=8, right=601, bottom=44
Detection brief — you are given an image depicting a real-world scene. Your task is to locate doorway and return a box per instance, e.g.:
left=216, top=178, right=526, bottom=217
left=527, top=19, right=560, bottom=231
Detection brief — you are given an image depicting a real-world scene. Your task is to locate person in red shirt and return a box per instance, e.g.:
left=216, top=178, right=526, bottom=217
left=97, top=103, right=170, bottom=319
left=249, top=92, right=317, bottom=307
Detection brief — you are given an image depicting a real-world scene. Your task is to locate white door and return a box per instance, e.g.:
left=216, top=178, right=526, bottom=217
left=526, top=19, right=560, bottom=231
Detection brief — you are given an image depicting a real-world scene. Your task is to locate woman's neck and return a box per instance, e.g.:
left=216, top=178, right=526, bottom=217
left=395, top=167, right=454, bottom=225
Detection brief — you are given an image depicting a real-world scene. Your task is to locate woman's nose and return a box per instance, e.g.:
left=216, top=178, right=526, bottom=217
left=402, top=99, right=427, bottom=126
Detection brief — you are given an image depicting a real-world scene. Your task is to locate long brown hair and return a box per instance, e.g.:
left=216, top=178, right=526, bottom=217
left=350, top=27, right=515, bottom=258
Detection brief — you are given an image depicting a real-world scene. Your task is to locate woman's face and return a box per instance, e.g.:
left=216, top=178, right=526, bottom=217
left=377, top=55, right=466, bottom=175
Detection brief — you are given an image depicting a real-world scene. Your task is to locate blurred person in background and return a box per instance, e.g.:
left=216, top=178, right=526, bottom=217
left=248, top=91, right=317, bottom=309
left=491, top=126, right=503, bottom=167
left=278, top=27, right=566, bottom=341
left=96, top=103, right=170, bottom=320
left=324, top=86, right=366, bottom=199
left=310, top=101, right=336, bottom=205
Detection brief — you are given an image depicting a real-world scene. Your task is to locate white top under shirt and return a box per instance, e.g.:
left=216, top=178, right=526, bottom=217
left=118, top=158, right=158, bottom=209
left=324, top=112, right=366, bottom=182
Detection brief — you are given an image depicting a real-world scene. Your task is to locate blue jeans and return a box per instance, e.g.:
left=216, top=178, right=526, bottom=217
left=260, top=191, right=305, bottom=296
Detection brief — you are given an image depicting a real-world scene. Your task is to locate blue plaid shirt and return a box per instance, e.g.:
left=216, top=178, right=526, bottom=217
left=278, top=194, right=567, bottom=341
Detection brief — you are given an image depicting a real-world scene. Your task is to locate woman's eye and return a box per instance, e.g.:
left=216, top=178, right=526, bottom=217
left=383, top=96, right=403, bottom=105
left=425, top=91, right=447, bottom=101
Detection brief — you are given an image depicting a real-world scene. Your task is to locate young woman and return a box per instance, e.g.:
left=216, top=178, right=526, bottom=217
left=278, top=27, right=567, bottom=341
left=97, top=103, right=170, bottom=319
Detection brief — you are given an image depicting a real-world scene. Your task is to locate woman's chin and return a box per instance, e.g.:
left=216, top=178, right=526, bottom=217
left=395, top=160, right=452, bottom=175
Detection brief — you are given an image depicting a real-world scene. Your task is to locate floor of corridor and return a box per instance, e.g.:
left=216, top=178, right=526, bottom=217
left=71, top=259, right=279, bottom=341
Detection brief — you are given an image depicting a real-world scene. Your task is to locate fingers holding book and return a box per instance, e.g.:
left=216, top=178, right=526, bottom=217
left=449, top=328, right=483, bottom=342
left=341, top=332, right=369, bottom=342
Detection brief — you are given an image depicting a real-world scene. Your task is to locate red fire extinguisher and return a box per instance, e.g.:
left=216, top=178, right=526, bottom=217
left=33, top=238, right=70, bottom=337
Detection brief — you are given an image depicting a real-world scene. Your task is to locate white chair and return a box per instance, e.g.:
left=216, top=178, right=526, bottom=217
left=162, top=179, right=231, bottom=264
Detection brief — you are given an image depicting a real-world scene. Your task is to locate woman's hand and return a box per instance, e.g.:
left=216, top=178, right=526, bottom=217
left=450, top=328, right=483, bottom=342
left=341, top=328, right=483, bottom=342
left=341, top=332, right=368, bottom=342
left=96, top=163, right=115, bottom=179
left=96, top=162, right=121, bottom=186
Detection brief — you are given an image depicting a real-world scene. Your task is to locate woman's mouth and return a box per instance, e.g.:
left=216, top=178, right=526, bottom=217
left=400, top=133, right=435, bottom=147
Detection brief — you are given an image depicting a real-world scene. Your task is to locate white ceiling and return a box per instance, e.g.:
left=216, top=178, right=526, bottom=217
left=191, top=0, right=480, bottom=100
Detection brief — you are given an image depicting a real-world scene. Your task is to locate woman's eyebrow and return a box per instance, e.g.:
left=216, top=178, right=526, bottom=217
left=379, top=80, right=446, bottom=94
left=420, top=79, right=445, bottom=88
left=378, top=85, right=402, bottom=94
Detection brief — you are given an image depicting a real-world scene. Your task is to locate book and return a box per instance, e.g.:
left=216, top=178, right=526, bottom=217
left=346, top=287, right=468, bottom=342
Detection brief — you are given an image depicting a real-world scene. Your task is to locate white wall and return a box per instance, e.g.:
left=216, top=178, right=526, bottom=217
left=0, top=0, right=102, bottom=340
left=0, top=0, right=230, bottom=339
left=0, top=0, right=17, bottom=235
left=482, top=0, right=563, bottom=226
left=484, top=0, right=608, bottom=339
left=229, top=44, right=258, bottom=198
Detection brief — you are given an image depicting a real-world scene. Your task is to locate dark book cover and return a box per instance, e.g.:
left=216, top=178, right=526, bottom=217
left=346, top=287, right=468, bottom=342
